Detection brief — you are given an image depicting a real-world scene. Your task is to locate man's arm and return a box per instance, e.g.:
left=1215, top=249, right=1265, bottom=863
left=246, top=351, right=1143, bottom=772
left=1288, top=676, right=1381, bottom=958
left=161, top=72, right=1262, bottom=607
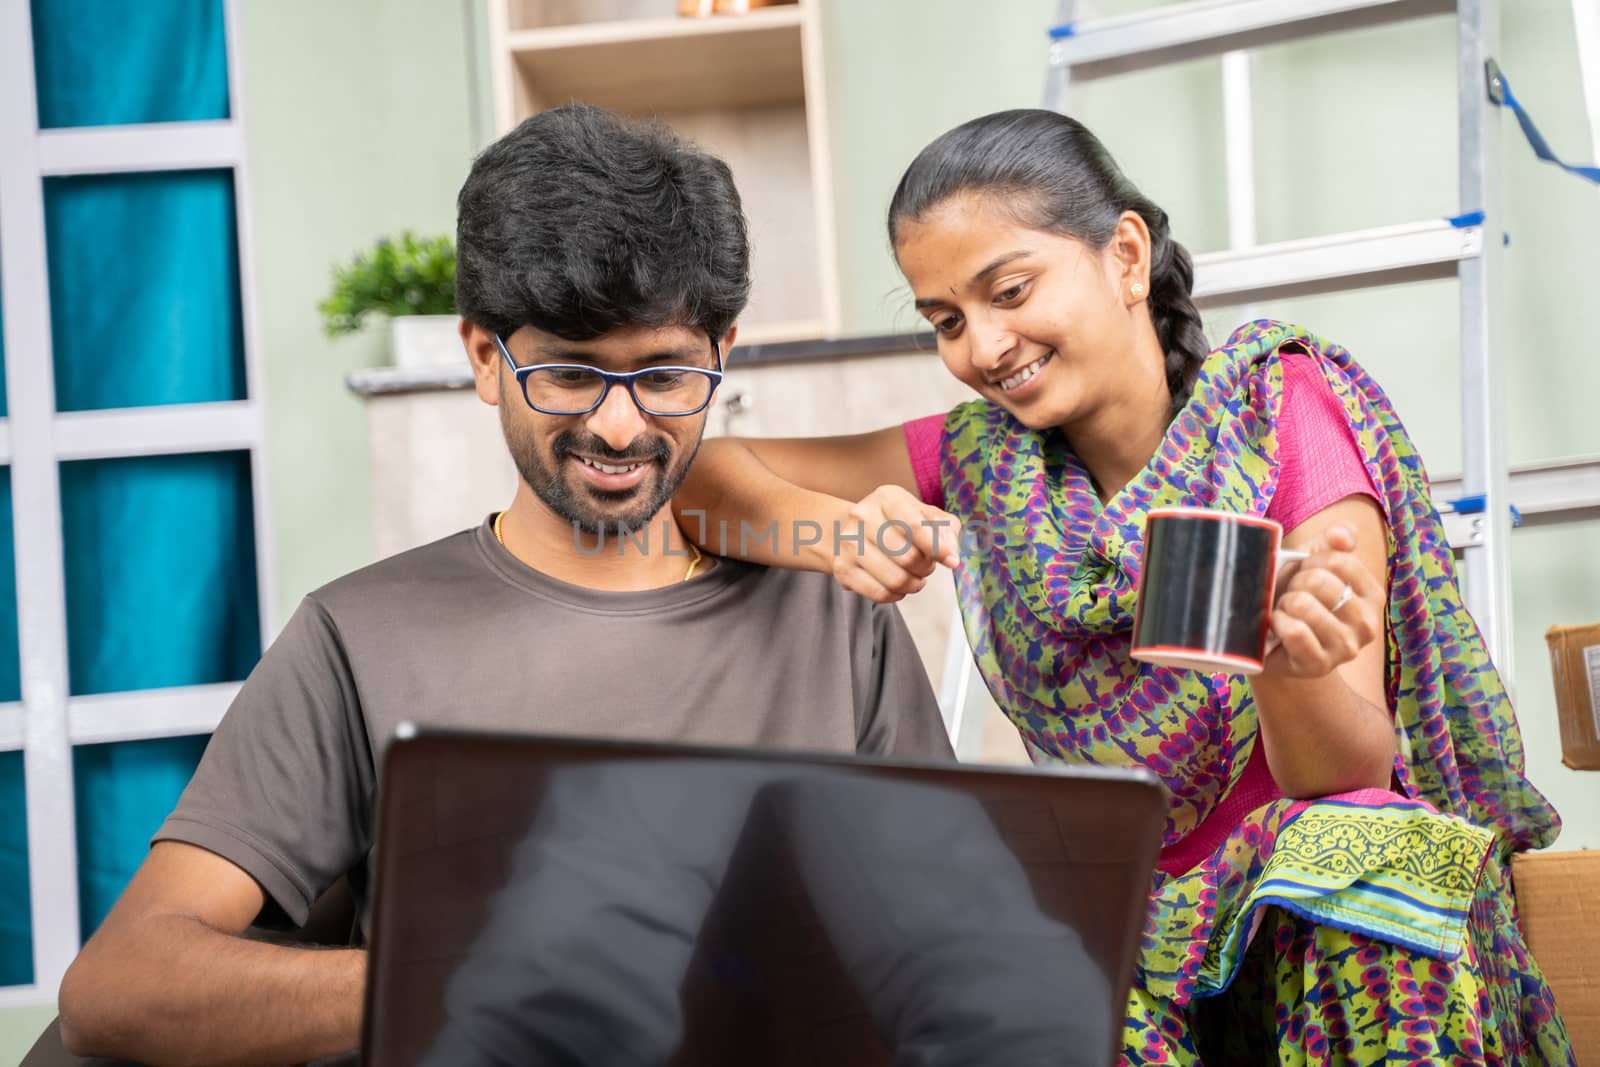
left=59, top=595, right=376, bottom=1064
left=58, top=841, right=366, bottom=1067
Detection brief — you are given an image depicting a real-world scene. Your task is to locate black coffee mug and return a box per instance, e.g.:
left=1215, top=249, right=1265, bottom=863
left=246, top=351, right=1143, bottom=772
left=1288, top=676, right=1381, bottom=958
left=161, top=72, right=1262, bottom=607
left=1130, top=508, right=1306, bottom=674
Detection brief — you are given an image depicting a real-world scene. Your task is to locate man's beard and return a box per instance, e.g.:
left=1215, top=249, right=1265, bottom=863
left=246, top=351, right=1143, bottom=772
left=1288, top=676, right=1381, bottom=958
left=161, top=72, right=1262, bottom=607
left=501, top=408, right=700, bottom=537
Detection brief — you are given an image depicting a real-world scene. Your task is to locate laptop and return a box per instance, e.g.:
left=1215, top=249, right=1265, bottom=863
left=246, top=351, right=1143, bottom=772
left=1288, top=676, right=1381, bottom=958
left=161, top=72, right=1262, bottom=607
left=361, top=729, right=1166, bottom=1067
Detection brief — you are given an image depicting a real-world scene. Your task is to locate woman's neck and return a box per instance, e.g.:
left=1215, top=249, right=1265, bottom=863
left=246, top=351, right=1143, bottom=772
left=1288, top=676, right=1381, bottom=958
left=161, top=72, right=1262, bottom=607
left=1065, top=336, right=1175, bottom=504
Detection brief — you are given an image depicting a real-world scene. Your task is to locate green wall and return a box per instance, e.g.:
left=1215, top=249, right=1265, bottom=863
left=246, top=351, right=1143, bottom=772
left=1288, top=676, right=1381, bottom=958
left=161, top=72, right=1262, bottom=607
left=244, top=0, right=484, bottom=621
left=0, top=1003, right=57, bottom=1065
left=819, top=0, right=1063, bottom=332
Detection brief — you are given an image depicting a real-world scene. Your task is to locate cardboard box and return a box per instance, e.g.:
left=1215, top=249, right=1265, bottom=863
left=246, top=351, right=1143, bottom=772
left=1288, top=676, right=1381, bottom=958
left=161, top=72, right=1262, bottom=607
left=1515, top=850, right=1600, bottom=1058
left=1546, top=623, right=1600, bottom=771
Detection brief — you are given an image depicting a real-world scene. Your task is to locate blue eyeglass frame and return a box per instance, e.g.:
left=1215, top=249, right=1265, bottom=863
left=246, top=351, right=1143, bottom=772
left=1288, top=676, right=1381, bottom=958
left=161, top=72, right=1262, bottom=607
left=494, top=333, right=725, bottom=417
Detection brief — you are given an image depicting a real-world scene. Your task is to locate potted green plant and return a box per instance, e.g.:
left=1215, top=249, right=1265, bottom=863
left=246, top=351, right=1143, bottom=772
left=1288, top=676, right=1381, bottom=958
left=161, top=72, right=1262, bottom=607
left=319, top=231, right=459, bottom=369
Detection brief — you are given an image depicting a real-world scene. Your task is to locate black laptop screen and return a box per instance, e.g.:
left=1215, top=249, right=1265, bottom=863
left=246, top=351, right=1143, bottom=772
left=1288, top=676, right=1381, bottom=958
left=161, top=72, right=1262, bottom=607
left=363, top=734, right=1163, bottom=1067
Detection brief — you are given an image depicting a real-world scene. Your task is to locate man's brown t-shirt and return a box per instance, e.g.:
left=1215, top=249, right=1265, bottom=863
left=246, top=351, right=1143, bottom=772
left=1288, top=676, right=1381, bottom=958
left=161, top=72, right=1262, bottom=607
left=154, top=520, right=954, bottom=926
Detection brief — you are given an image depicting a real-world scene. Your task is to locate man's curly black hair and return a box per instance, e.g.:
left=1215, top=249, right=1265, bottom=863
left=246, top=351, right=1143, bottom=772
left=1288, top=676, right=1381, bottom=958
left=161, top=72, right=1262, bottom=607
left=455, top=104, right=751, bottom=342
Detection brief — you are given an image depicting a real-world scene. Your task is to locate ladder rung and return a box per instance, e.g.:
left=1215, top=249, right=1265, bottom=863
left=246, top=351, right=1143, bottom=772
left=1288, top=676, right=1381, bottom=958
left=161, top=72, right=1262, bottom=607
left=1191, top=218, right=1482, bottom=307
left=1050, top=0, right=1454, bottom=80
left=1432, top=458, right=1600, bottom=525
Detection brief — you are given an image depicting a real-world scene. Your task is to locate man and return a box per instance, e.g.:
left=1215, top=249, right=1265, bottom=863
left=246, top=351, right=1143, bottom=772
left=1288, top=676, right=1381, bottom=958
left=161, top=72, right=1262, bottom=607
left=57, top=104, right=952, bottom=1066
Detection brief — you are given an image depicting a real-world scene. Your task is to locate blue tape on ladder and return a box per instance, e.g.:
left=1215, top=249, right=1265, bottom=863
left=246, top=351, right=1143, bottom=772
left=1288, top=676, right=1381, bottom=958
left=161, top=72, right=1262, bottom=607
left=1445, top=495, right=1522, bottom=527
left=1495, top=72, right=1600, bottom=186
left=1048, top=23, right=1077, bottom=39
left=1443, top=210, right=1508, bottom=245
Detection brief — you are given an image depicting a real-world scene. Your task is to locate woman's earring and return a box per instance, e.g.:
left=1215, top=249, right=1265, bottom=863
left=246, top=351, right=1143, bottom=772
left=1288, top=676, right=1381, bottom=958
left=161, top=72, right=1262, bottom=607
left=1130, top=281, right=1146, bottom=300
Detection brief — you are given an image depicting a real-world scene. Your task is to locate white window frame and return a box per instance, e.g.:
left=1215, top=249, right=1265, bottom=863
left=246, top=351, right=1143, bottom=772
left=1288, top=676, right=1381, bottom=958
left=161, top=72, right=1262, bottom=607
left=0, top=0, right=273, bottom=1005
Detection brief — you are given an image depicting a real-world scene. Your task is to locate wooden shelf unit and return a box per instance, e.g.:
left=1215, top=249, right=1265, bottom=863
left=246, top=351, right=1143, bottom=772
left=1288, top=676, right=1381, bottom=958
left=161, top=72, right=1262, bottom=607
left=487, top=0, right=840, bottom=344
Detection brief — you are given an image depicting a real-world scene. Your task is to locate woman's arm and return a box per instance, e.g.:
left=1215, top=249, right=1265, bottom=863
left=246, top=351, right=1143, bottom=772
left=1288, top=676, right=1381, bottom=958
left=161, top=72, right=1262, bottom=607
left=673, top=427, right=959, bottom=601
left=691, top=427, right=922, bottom=505
left=1250, top=495, right=1397, bottom=799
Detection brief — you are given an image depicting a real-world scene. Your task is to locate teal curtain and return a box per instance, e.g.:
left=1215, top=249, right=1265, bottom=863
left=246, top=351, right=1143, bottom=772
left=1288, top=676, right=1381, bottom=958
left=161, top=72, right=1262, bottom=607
left=0, top=751, right=27, bottom=987
left=0, top=470, right=29, bottom=984
left=60, top=452, right=260, bottom=938
left=60, top=453, right=260, bottom=696
left=30, top=0, right=228, bottom=129
left=45, top=170, right=246, bottom=412
left=0, top=452, right=17, bottom=710
left=74, top=736, right=211, bottom=937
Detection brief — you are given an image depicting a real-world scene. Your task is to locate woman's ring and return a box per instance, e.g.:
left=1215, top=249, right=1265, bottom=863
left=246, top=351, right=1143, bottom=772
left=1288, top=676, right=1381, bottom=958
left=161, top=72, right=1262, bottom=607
left=1331, top=583, right=1355, bottom=613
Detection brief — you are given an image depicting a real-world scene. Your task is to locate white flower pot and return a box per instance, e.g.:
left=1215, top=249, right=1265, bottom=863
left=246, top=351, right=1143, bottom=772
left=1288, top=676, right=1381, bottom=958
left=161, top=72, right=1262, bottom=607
left=390, top=314, right=463, bottom=370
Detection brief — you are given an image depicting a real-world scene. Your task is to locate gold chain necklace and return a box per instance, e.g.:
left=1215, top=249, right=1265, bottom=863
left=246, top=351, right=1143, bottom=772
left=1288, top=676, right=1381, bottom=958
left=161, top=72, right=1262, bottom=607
left=493, top=511, right=703, bottom=582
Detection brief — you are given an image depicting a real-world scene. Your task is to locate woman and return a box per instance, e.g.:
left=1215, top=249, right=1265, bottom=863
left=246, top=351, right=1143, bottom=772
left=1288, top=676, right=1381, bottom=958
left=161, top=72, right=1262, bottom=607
left=674, top=110, right=1571, bottom=1063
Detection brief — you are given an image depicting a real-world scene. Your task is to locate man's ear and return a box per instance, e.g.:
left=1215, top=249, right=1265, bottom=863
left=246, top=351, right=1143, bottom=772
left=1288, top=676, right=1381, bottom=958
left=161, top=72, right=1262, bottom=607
left=461, top=320, right=503, bottom=407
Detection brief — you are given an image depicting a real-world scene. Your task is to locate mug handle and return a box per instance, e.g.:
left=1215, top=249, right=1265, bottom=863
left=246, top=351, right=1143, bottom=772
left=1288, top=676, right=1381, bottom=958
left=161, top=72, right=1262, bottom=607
left=1263, top=548, right=1311, bottom=657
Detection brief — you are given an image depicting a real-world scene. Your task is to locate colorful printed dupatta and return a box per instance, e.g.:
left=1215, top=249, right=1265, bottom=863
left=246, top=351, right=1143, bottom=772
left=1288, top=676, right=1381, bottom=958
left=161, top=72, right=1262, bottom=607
left=938, top=320, right=1569, bottom=1061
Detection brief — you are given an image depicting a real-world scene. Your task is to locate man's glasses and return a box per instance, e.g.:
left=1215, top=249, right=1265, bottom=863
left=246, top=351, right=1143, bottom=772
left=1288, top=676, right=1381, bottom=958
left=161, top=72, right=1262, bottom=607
left=495, top=334, right=724, bottom=417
